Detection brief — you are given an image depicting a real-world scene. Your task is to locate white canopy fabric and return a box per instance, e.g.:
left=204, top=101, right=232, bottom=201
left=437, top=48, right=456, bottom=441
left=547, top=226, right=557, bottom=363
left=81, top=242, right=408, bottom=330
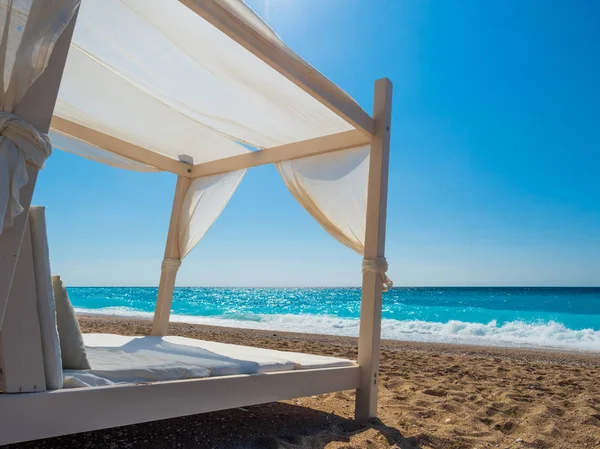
left=179, top=169, right=247, bottom=259
left=48, top=0, right=371, bottom=259
left=1, top=0, right=371, bottom=260
left=0, top=0, right=79, bottom=234
left=277, top=146, right=370, bottom=255
left=54, top=0, right=355, bottom=164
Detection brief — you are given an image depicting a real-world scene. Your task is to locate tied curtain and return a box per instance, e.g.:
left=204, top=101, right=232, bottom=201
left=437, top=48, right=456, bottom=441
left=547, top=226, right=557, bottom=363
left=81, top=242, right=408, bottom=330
left=178, top=170, right=247, bottom=259
left=176, top=146, right=369, bottom=261
left=0, top=0, right=80, bottom=235
left=276, top=147, right=370, bottom=255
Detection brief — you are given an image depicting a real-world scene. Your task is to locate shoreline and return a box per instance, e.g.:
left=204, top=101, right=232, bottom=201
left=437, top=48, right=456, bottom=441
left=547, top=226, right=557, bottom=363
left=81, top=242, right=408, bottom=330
left=78, top=313, right=600, bottom=361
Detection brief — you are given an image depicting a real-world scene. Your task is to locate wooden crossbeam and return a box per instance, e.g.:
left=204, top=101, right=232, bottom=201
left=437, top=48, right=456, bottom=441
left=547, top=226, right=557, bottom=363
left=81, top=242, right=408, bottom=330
left=50, top=117, right=194, bottom=177
left=179, top=0, right=375, bottom=137
left=192, top=129, right=370, bottom=178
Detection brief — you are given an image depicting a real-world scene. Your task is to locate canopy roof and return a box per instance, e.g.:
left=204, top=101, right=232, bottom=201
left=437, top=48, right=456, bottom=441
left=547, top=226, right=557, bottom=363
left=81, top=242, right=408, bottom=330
left=0, top=0, right=389, bottom=320
left=41, top=0, right=382, bottom=275
left=51, top=0, right=374, bottom=173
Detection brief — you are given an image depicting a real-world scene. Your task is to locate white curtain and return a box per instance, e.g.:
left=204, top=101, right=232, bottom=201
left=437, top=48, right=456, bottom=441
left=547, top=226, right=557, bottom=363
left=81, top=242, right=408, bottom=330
left=0, top=0, right=79, bottom=234
left=179, top=170, right=247, bottom=259
left=277, top=146, right=370, bottom=255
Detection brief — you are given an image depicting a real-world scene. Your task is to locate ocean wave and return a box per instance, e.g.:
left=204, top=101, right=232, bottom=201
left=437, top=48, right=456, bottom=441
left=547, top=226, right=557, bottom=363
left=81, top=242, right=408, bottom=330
left=75, top=307, right=600, bottom=352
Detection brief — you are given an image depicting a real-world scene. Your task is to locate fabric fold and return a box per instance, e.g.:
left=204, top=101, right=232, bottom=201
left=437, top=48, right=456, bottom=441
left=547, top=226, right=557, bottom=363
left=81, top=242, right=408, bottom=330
left=276, top=146, right=370, bottom=255
left=0, top=112, right=52, bottom=231
left=178, top=169, right=247, bottom=259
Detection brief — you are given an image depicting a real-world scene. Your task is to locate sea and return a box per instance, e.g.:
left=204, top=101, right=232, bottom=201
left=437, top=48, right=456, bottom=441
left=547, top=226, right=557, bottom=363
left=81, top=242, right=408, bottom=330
left=70, top=287, right=600, bottom=352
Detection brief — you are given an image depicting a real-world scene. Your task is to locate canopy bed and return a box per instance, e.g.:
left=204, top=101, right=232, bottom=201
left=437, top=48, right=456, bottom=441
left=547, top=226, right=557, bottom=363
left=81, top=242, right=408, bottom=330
left=0, top=0, right=392, bottom=444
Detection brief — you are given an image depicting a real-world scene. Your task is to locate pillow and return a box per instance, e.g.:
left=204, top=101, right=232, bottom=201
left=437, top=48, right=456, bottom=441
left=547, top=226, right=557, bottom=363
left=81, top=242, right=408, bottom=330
left=29, top=207, right=63, bottom=389
left=52, top=275, right=90, bottom=370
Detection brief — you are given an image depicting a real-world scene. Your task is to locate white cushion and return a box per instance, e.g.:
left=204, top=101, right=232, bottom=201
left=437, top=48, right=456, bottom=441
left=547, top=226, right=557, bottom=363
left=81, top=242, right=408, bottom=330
left=29, top=207, right=63, bottom=389
left=63, top=333, right=355, bottom=388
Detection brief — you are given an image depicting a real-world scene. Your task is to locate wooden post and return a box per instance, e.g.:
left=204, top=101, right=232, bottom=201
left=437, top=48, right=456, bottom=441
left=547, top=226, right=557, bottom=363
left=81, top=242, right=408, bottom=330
left=355, top=78, right=392, bottom=422
left=0, top=11, right=78, bottom=328
left=151, top=176, right=192, bottom=336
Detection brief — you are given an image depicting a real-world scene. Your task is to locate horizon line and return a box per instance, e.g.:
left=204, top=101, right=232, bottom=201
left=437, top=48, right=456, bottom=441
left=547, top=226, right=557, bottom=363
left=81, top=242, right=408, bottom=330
left=66, top=285, right=600, bottom=289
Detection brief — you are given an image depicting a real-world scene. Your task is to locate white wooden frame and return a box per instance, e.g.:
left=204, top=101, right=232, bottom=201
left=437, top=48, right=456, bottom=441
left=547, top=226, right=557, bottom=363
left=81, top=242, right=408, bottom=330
left=356, top=79, right=392, bottom=420
left=0, top=365, right=359, bottom=446
left=0, top=0, right=393, bottom=444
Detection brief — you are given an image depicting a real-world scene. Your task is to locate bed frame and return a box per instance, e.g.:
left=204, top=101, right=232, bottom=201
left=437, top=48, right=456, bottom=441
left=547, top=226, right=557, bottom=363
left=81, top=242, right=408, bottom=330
left=0, top=366, right=359, bottom=445
left=0, top=1, right=392, bottom=445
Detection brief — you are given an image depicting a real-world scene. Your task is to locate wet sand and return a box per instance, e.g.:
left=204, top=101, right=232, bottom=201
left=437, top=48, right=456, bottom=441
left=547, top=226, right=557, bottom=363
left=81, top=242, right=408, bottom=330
left=7, top=315, right=600, bottom=449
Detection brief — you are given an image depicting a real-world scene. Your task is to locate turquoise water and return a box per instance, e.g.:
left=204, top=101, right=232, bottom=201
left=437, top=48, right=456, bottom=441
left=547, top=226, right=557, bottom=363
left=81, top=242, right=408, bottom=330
left=70, top=287, right=600, bottom=351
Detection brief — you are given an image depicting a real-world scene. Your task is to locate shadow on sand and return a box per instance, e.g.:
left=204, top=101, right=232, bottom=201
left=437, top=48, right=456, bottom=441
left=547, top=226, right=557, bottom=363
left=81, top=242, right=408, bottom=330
left=5, top=401, right=422, bottom=449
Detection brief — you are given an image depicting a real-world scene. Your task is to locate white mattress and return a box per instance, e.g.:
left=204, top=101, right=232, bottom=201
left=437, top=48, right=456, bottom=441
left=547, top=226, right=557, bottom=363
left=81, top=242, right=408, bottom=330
left=63, top=334, right=354, bottom=388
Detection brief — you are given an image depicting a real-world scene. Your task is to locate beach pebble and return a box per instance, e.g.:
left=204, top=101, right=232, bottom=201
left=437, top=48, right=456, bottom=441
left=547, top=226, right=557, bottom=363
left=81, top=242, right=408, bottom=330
left=444, top=418, right=452, bottom=423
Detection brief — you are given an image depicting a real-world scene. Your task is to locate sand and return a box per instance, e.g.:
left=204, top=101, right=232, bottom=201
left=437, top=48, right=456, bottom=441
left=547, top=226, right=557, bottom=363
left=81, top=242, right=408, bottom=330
left=8, top=315, right=600, bottom=449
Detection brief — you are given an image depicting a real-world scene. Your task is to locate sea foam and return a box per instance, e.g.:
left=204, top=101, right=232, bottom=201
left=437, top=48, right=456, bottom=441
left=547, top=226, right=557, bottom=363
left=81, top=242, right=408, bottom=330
left=75, top=307, right=600, bottom=352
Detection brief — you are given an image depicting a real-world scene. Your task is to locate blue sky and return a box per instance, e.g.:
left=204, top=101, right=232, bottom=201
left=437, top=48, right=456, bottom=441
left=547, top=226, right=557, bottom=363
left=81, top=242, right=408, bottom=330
left=34, top=0, right=600, bottom=287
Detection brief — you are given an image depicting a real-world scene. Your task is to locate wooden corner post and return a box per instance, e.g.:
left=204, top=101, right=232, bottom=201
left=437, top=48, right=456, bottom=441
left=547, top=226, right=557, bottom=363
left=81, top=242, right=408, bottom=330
left=151, top=175, right=192, bottom=336
left=355, top=78, right=393, bottom=422
left=0, top=10, right=78, bottom=328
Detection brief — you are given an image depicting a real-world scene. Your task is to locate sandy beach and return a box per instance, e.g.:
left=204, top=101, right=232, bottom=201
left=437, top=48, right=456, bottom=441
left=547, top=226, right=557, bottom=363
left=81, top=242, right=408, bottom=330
left=8, top=315, right=600, bottom=449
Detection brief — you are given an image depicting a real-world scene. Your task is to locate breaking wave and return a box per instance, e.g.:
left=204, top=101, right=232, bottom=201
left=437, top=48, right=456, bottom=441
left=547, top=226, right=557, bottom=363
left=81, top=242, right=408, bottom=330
left=75, top=306, right=600, bottom=352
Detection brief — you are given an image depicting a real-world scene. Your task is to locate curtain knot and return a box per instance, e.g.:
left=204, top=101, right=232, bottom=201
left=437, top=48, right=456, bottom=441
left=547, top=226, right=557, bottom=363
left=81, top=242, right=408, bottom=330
left=0, top=112, right=52, bottom=168
left=0, top=112, right=53, bottom=233
left=362, top=257, right=393, bottom=292
left=162, top=258, right=182, bottom=270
